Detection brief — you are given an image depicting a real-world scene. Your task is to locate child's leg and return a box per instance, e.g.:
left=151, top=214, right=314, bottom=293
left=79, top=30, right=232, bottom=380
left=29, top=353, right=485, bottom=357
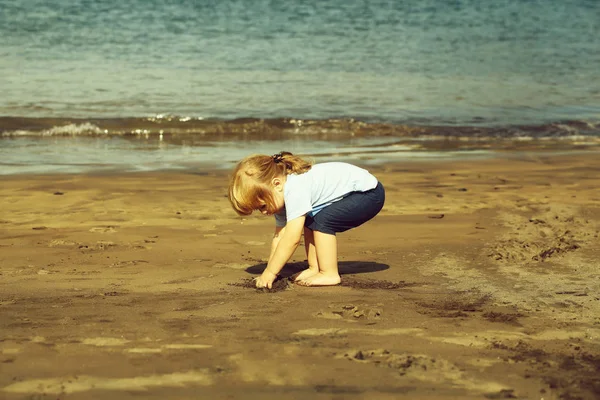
left=292, top=227, right=320, bottom=281
left=297, top=230, right=341, bottom=286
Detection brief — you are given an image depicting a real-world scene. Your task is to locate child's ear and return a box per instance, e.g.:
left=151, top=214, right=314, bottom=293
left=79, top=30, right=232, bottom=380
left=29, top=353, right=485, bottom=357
left=271, top=177, right=283, bottom=191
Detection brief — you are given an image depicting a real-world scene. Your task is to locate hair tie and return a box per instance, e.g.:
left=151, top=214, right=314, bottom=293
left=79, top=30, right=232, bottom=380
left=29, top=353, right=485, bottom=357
left=272, top=153, right=284, bottom=164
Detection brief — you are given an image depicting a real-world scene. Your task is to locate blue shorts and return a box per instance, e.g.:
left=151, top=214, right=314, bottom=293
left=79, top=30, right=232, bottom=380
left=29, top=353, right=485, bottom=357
left=304, top=182, right=385, bottom=235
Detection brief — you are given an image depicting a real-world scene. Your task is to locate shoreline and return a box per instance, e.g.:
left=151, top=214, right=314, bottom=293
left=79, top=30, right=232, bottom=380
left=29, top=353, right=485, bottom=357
left=1, top=143, right=599, bottom=177
left=1, top=152, right=599, bottom=399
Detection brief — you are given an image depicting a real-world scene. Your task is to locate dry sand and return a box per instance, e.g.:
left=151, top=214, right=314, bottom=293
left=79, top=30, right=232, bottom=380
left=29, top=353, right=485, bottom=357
left=1, top=152, right=599, bottom=399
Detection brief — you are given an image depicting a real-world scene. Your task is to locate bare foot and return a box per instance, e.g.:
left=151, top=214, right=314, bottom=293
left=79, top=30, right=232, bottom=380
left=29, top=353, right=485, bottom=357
left=296, top=272, right=341, bottom=287
left=292, top=267, right=319, bottom=282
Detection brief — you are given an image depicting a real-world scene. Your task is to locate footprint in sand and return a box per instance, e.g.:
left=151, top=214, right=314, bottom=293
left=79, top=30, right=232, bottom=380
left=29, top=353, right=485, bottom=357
left=213, top=262, right=251, bottom=270
left=316, top=304, right=382, bottom=321
left=339, top=349, right=511, bottom=396
left=77, top=241, right=117, bottom=251
left=488, top=207, right=597, bottom=263
left=77, top=242, right=147, bottom=251
left=48, top=239, right=77, bottom=247
left=110, top=260, right=149, bottom=268
left=89, top=226, right=118, bottom=233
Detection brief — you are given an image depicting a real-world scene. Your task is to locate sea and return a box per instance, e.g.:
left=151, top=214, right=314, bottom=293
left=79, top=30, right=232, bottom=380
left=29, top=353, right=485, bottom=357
left=1, top=0, right=599, bottom=174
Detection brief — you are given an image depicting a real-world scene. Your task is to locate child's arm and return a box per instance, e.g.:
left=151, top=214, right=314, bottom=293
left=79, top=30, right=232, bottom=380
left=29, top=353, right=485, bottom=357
left=268, top=226, right=285, bottom=265
left=257, top=217, right=305, bottom=288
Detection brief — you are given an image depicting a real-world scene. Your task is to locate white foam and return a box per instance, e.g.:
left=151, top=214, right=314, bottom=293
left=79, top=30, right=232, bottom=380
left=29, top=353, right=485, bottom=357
left=3, top=123, right=104, bottom=137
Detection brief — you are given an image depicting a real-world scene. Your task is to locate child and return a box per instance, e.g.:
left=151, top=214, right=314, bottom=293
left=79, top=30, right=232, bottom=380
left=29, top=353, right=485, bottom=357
left=228, top=152, right=385, bottom=288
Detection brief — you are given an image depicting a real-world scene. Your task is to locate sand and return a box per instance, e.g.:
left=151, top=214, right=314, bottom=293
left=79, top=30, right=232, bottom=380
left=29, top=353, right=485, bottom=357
left=1, top=152, right=599, bottom=399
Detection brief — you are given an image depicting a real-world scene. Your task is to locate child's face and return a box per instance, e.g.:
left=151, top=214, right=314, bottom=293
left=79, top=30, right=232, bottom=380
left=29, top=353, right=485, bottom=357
left=257, top=178, right=285, bottom=216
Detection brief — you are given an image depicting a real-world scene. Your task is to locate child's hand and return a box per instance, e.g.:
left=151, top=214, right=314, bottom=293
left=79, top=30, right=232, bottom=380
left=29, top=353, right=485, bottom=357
left=255, top=269, right=278, bottom=289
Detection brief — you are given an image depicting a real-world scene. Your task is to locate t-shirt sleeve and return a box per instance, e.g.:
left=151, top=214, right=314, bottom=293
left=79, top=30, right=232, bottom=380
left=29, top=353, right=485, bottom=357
left=284, top=174, right=312, bottom=221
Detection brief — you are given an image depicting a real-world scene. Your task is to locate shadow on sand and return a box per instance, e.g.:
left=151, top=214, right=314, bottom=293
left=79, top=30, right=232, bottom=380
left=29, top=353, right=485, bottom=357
left=236, top=261, right=418, bottom=292
left=245, top=260, right=389, bottom=278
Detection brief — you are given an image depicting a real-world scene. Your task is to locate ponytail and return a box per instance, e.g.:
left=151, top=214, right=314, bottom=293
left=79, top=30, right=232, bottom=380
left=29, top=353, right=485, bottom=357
left=271, top=151, right=312, bottom=175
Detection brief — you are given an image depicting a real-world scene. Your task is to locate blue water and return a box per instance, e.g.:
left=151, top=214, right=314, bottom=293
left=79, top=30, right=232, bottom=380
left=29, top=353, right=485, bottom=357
left=1, top=0, right=599, bottom=125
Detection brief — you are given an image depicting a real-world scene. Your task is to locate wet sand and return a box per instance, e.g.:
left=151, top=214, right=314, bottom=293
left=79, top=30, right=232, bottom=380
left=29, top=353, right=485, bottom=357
left=1, top=152, right=599, bottom=399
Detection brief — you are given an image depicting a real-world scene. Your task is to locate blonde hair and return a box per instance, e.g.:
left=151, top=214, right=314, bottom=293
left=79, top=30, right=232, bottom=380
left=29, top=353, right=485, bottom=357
left=228, top=152, right=312, bottom=216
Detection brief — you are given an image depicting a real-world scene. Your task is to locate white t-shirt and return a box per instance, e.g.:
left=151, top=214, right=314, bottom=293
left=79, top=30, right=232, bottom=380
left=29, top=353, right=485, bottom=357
left=274, top=162, right=378, bottom=227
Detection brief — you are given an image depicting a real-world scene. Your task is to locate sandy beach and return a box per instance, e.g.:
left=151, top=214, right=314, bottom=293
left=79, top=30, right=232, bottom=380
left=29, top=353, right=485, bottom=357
left=1, top=152, right=599, bottom=399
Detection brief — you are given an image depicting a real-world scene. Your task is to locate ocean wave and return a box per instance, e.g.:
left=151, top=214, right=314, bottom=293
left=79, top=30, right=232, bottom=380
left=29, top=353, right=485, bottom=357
left=1, top=116, right=599, bottom=142
left=4, top=123, right=106, bottom=137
